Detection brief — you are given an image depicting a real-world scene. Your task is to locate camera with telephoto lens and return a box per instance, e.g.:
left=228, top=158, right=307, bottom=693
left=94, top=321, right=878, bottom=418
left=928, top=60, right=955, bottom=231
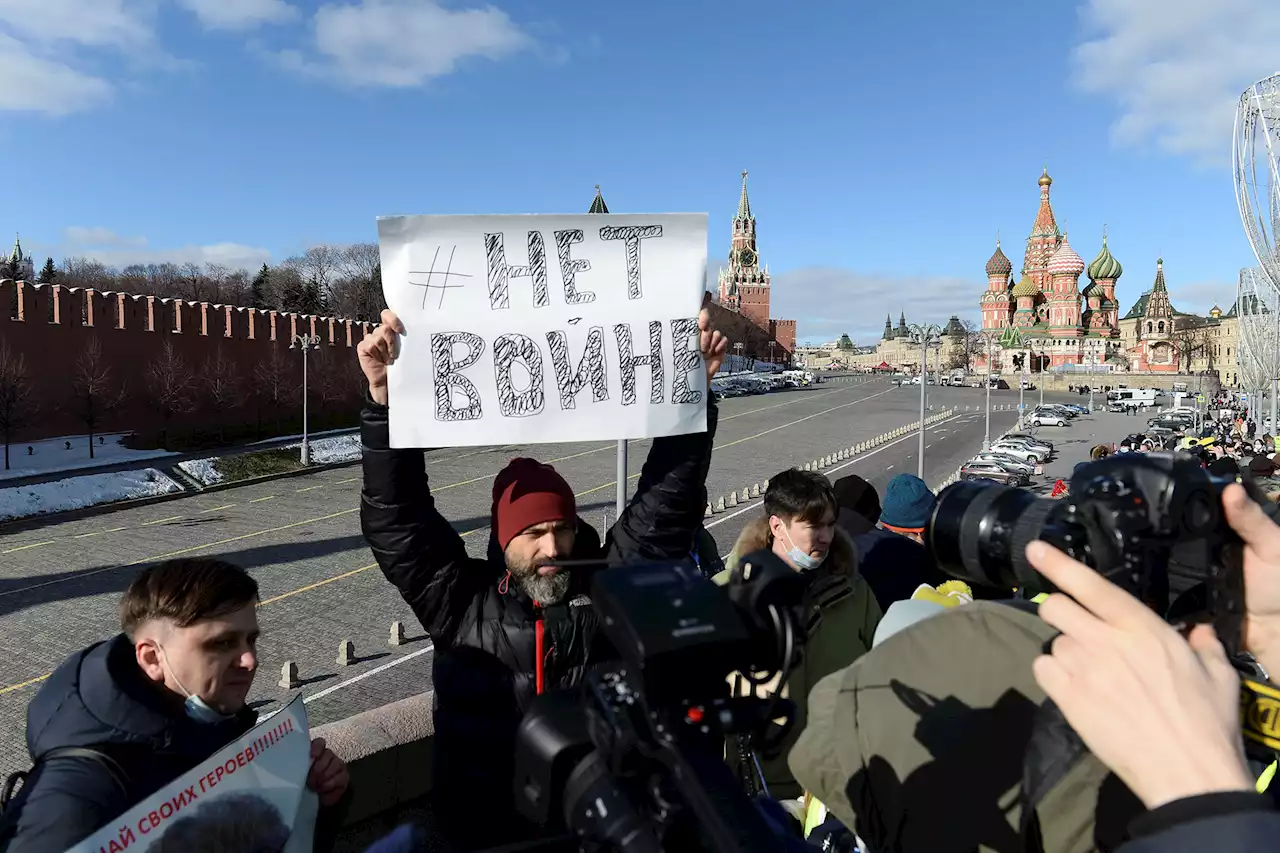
left=507, top=550, right=808, bottom=853
left=925, top=452, right=1247, bottom=654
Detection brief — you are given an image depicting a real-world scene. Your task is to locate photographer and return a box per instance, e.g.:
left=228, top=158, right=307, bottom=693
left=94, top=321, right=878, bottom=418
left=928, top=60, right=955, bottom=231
left=1028, top=482, right=1280, bottom=849
left=357, top=297, right=726, bottom=849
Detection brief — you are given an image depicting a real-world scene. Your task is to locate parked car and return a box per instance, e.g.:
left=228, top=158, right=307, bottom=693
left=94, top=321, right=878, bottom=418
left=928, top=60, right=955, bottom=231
left=1060, top=404, right=1089, bottom=415
left=1003, top=432, right=1053, bottom=451
left=1035, top=405, right=1077, bottom=418
left=961, top=461, right=1028, bottom=486
left=990, top=441, right=1049, bottom=463
left=969, top=452, right=1037, bottom=477
left=1027, top=412, right=1068, bottom=427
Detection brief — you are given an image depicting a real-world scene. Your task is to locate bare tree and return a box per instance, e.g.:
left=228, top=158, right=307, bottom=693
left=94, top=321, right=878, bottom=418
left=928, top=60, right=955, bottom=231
left=203, top=346, right=241, bottom=444
left=60, top=258, right=117, bottom=291
left=146, top=339, right=197, bottom=450
left=1172, top=321, right=1209, bottom=373
left=70, top=337, right=127, bottom=458
left=308, top=347, right=348, bottom=419
left=253, top=346, right=295, bottom=437
left=0, top=342, right=37, bottom=470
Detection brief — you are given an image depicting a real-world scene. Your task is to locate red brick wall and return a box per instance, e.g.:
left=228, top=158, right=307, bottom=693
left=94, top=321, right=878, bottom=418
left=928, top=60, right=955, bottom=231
left=1, top=280, right=375, bottom=442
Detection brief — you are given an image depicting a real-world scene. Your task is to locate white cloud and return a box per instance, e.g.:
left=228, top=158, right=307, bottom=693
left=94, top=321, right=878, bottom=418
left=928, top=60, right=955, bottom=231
left=49, top=228, right=272, bottom=270
left=768, top=266, right=983, bottom=345
left=0, top=0, right=159, bottom=115
left=178, top=0, right=299, bottom=31
left=0, top=0, right=154, bottom=48
left=284, top=0, right=532, bottom=87
left=1072, top=0, right=1280, bottom=162
left=1169, top=280, right=1238, bottom=315
left=0, top=35, right=112, bottom=114
left=62, top=226, right=147, bottom=247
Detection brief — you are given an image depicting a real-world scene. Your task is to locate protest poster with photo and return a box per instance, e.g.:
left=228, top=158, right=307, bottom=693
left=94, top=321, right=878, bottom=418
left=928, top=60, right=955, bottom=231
left=377, top=213, right=710, bottom=448
left=66, top=696, right=316, bottom=853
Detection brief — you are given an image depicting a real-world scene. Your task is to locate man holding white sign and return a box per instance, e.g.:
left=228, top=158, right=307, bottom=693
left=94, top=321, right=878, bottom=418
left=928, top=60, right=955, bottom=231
left=359, top=212, right=726, bottom=849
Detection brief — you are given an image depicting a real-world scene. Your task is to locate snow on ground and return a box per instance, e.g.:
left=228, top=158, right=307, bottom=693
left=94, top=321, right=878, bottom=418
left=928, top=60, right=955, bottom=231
left=178, top=458, right=223, bottom=486
left=0, top=468, right=183, bottom=521
left=287, top=434, right=363, bottom=464
left=0, top=433, right=177, bottom=481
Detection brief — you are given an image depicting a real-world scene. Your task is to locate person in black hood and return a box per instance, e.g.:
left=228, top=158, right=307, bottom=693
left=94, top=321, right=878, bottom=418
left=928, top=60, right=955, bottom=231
left=357, top=298, right=726, bottom=850
left=849, top=474, right=951, bottom=610
left=0, top=559, right=349, bottom=853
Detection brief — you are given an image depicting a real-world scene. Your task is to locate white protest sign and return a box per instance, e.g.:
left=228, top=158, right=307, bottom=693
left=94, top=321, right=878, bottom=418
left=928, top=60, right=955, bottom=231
left=377, top=213, right=710, bottom=448
left=67, top=696, right=316, bottom=853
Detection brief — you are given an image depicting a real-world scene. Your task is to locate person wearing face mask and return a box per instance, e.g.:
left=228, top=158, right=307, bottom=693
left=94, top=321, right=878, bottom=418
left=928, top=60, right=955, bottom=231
left=715, top=469, right=882, bottom=799
left=0, top=559, right=349, bottom=853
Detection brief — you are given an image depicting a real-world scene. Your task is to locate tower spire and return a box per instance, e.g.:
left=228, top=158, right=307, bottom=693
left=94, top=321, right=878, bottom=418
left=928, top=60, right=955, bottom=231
left=737, top=170, right=752, bottom=220
left=588, top=184, right=609, bottom=214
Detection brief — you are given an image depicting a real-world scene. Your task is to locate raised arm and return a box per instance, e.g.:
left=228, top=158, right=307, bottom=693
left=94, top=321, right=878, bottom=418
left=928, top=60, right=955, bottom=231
left=608, top=293, right=727, bottom=561
left=357, top=314, right=480, bottom=643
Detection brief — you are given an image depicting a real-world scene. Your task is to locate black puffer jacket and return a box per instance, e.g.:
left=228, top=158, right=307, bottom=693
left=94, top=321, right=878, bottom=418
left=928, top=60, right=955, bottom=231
left=0, top=635, right=255, bottom=853
left=360, top=397, right=717, bottom=848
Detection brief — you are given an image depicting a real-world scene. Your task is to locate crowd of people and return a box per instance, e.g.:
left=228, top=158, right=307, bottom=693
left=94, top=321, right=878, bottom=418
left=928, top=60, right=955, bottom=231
left=2, top=302, right=1279, bottom=852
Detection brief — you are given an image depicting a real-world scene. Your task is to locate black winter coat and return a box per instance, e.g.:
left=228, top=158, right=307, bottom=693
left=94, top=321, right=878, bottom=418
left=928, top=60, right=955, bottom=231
left=359, top=397, right=717, bottom=847
left=1117, top=791, right=1280, bottom=853
left=0, top=635, right=255, bottom=853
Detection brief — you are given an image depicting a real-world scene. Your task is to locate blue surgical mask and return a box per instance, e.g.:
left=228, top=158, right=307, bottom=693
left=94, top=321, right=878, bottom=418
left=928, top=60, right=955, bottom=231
left=159, top=645, right=235, bottom=725
left=780, top=524, right=826, bottom=571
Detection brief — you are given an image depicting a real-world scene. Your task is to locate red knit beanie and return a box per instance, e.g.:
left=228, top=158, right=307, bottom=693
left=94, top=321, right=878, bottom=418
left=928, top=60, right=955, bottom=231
left=492, top=458, right=577, bottom=552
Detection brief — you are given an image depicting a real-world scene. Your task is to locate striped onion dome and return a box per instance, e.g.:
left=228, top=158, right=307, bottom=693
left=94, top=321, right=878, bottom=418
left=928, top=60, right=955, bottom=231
left=1047, top=236, right=1085, bottom=277
left=1086, top=236, right=1123, bottom=280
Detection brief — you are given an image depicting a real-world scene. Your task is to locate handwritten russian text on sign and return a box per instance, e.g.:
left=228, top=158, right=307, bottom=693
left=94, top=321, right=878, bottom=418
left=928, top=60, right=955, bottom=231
left=377, top=213, right=709, bottom=448
left=67, top=696, right=316, bottom=853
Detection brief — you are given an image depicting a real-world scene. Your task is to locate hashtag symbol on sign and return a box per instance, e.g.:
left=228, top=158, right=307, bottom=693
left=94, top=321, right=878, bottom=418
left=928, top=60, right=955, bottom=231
left=409, top=246, right=474, bottom=311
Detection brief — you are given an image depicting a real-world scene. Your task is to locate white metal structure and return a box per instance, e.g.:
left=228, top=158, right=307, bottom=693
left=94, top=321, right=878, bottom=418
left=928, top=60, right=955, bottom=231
left=1238, top=266, right=1280, bottom=431
left=1234, top=73, right=1280, bottom=291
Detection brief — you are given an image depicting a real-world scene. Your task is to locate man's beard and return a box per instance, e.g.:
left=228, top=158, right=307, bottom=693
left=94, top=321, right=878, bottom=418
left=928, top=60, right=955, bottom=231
left=510, top=560, right=572, bottom=605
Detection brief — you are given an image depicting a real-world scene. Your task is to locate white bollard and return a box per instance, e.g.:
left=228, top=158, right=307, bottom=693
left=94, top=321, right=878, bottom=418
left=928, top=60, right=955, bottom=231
left=337, top=639, right=355, bottom=667
left=751, top=483, right=761, bottom=498
left=389, top=621, right=406, bottom=647
left=740, top=487, right=750, bottom=502
left=715, top=496, right=726, bottom=512
left=727, top=490, right=739, bottom=507
left=279, top=661, right=300, bottom=689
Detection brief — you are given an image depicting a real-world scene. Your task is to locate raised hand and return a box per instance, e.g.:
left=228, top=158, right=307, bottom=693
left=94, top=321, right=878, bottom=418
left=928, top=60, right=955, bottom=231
left=699, top=291, right=727, bottom=383
left=356, top=309, right=404, bottom=406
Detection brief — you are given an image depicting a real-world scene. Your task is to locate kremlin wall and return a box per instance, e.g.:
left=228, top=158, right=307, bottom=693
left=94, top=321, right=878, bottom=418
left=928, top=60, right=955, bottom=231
left=1, top=179, right=797, bottom=445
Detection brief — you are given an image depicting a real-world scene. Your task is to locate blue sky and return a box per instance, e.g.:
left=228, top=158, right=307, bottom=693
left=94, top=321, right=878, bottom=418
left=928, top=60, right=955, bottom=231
left=2, top=0, right=1276, bottom=344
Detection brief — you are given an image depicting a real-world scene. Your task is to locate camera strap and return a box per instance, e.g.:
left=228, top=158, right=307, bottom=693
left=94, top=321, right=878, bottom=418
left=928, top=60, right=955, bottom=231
left=1241, top=676, right=1280, bottom=755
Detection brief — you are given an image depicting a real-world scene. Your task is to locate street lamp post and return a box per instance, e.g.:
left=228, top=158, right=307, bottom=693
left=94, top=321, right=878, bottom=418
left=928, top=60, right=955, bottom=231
left=979, top=332, right=1000, bottom=450
left=289, top=333, right=321, bottom=465
left=734, top=341, right=745, bottom=372
left=909, top=323, right=942, bottom=479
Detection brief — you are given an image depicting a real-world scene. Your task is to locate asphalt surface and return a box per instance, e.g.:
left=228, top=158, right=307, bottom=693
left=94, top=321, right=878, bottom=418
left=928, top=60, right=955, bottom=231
left=0, top=376, right=1064, bottom=777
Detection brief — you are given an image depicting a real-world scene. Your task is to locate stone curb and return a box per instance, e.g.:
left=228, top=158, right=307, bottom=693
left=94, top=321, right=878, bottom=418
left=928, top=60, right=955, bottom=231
left=704, top=408, right=959, bottom=516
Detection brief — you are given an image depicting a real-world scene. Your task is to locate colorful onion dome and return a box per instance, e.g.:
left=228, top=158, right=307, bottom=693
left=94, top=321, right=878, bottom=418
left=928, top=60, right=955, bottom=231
left=1047, top=236, right=1085, bottom=277
left=985, top=241, right=1012, bottom=278
left=1011, top=274, right=1039, bottom=298
left=1087, top=236, right=1123, bottom=280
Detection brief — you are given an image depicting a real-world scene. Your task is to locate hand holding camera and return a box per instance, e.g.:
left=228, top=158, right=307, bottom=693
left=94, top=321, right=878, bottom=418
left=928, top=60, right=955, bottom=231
left=1028, top=539, right=1253, bottom=810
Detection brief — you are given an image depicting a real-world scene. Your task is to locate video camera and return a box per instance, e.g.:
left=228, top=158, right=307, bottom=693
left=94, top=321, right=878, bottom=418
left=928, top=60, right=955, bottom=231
left=925, top=451, right=1247, bottom=653
left=509, top=550, right=808, bottom=852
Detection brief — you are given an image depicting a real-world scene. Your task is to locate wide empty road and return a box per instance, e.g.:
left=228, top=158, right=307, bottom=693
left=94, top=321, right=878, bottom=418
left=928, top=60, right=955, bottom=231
left=0, top=377, right=1028, bottom=776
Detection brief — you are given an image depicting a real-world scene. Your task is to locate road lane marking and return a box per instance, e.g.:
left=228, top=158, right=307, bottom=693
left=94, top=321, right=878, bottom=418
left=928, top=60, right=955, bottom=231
left=336, top=478, right=358, bottom=484
left=249, top=496, right=276, bottom=504
left=0, top=508, right=359, bottom=601
left=199, top=504, right=236, bottom=513
left=714, top=388, right=897, bottom=451
left=142, top=515, right=183, bottom=526
left=258, top=563, right=377, bottom=606
left=1, top=541, right=53, bottom=554
left=305, top=643, right=435, bottom=705
left=0, top=672, right=50, bottom=696
left=74, top=527, right=127, bottom=539
left=294, top=485, right=323, bottom=493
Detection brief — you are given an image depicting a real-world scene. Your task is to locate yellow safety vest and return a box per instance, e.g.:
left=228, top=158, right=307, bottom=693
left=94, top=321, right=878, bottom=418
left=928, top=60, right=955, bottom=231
left=1258, top=760, right=1276, bottom=794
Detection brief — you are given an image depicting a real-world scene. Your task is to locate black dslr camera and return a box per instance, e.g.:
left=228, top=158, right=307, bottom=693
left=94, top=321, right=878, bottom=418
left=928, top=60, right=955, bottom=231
left=925, top=452, right=1247, bottom=654
left=510, top=551, right=807, bottom=852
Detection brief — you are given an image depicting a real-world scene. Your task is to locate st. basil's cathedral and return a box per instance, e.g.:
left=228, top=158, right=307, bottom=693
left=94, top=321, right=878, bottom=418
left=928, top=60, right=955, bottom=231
left=979, top=169, right=1179, bottom=373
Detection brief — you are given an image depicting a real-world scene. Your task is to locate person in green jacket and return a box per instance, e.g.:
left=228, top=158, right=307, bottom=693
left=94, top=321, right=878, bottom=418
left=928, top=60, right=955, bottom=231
left=713, top=468, right=883, bottom=800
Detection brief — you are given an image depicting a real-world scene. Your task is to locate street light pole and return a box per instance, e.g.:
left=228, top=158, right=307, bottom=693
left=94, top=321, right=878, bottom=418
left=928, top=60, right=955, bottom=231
left=909, top=323, right=941, bottom=479
left=1036, top=341, right=1045, bottom=408
left=289, top=333, right=321, bottom=465
left=981, top=333, right=998, bottom=450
